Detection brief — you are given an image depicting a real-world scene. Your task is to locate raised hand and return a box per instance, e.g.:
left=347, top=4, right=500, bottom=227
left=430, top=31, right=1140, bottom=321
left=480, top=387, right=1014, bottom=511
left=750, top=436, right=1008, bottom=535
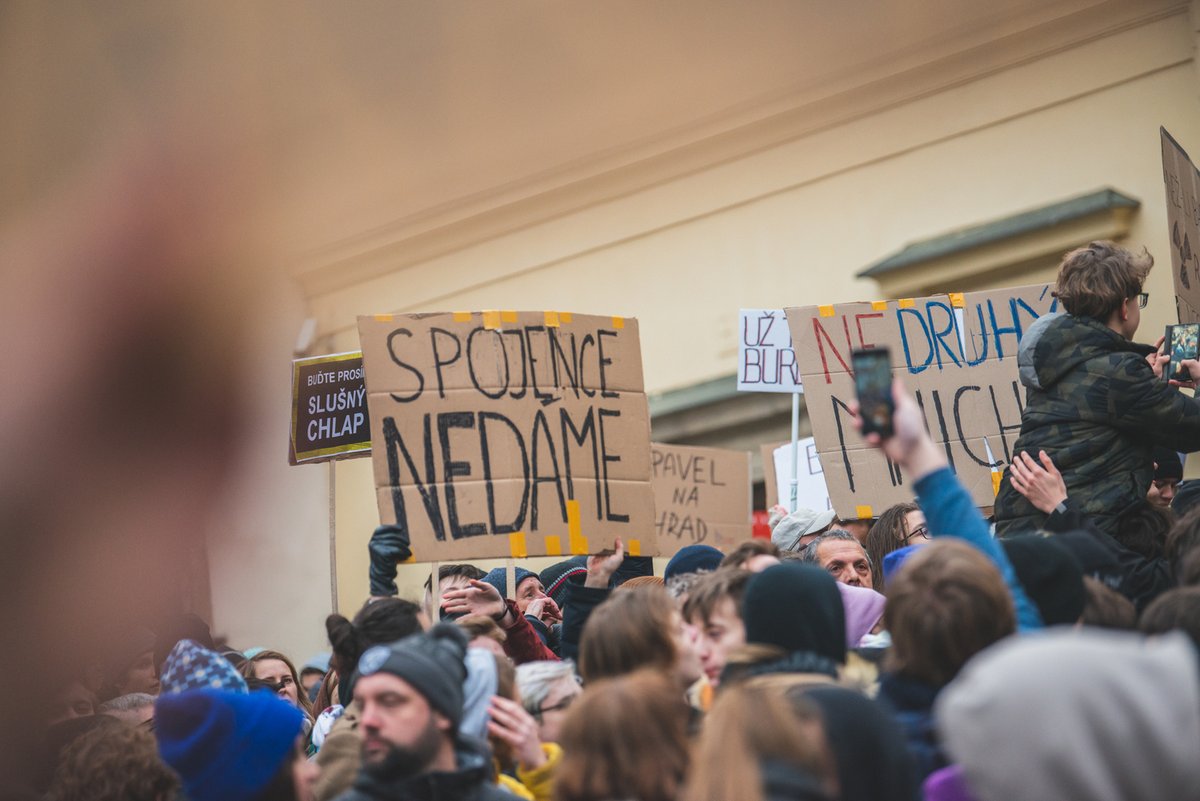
left=442, top=579, right=507, bottom=621
left=585, top=538, right=625, bottom=589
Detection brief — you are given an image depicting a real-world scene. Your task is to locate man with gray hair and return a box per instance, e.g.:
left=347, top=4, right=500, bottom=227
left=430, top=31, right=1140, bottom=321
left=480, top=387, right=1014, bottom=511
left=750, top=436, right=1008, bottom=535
left=770, top=505, right=837, bottom=553
left=801, top=530, right=874, bottom=589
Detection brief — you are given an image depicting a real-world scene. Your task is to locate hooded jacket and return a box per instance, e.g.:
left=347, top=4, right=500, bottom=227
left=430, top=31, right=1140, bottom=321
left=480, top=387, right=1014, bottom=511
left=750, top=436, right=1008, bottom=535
left=936, top=629, right=1200, bottom=801
left=994, top=313, right=1200, bottom=537
left=333, top=736, right=512, bottom=801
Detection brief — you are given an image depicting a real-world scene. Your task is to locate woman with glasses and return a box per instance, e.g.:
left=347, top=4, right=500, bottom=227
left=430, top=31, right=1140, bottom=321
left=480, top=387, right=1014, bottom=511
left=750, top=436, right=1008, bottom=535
left=864, top=503, right=930, bottom=592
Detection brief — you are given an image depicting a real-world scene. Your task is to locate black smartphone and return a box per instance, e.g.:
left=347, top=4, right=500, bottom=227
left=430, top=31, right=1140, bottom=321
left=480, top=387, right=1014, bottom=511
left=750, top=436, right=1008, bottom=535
left=852, top=347, right=895, bottom=439
left=1165, top=324, right=1199, bottom=382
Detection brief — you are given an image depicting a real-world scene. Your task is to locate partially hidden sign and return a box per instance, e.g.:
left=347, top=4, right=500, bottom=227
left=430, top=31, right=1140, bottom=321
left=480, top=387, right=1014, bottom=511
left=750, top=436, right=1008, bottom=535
left=786, top=285, right=1058, bottom=517
left=651, top=443, right=751, bottom=555
left=289, top=351, right=371, bottom=465
left=738, top=308, right=803, bottom=392
left=1162, top=128, right=1200, bottom=324
left=358, top=311, right=656, bottom=562
left=771, top=438, right=833, bottom=514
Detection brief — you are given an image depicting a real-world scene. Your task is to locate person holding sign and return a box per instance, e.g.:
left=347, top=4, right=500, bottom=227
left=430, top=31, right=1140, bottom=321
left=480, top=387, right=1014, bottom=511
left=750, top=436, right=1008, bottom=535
left=994, top=241, right=1200, bottom=538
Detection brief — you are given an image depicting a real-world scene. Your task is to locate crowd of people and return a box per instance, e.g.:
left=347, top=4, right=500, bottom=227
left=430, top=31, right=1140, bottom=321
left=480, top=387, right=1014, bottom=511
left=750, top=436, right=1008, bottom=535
left=33, top=240, right=1200, bottom=800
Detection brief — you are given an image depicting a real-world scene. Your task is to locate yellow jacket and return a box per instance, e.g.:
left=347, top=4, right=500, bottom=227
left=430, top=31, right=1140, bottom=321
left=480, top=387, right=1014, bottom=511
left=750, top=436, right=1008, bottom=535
left=496, top=742, right=562, bottom=801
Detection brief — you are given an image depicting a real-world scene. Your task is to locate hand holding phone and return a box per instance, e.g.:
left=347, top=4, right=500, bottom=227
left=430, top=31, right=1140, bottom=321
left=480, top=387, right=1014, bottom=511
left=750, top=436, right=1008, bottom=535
left=852, top=347, right=895, bottom=439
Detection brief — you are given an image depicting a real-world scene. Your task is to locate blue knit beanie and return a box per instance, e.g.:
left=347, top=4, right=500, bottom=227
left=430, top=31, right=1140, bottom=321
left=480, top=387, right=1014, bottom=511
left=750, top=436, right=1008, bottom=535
left=663, top=544, right=724, bottom=582
left=160, top=639, right=248, bottom=695
left=155, top=689, right=304, bottom=801
left=481, top=566, right=538, bottom=599
left=882, top=545, right=922, bottom=587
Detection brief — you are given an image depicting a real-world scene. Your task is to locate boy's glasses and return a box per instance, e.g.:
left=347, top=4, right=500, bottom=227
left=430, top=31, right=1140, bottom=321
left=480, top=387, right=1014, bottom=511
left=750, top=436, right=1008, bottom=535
left=1136, top=292, right=1149, bottom=309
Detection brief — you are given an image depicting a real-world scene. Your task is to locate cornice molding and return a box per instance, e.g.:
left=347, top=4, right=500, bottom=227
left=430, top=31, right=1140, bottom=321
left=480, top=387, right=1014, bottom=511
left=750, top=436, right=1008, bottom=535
left=290, top=0, right=1188, bottom=299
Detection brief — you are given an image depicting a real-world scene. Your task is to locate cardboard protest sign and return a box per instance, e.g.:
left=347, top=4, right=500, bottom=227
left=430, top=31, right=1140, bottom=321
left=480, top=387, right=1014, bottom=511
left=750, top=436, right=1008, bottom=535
left=289, top=351, right=371, bottom=464
left=1162, top=128, right=1200, bottom=324
left=738, top=309, right=803, bottom=392
left=772, top=438, right=833, bottom=514
left=358, top=311, right=656, bottom=562
left=651, top=443, right=751, bottom=554
left=786, top=285, right=1058, bottom=517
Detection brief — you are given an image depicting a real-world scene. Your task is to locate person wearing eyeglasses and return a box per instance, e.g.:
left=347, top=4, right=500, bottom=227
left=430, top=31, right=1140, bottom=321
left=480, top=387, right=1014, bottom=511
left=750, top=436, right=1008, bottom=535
left=514, top=661, right=581, bottom=746
left=864, top=503, right=930, bottom=592
left=994, top=240, right=1200, bottom=539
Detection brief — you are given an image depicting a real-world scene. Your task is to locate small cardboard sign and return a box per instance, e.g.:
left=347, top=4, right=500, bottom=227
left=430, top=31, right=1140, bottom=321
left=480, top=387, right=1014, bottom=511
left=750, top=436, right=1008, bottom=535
left=1162, top=128, right=1200, bottom=324
left=289, top=351, right=371, bottom=465
left=357, top=311, right=656, bottom=562
left=772, top=438, right=833, bottom=514
left=738, top=309, right=803, bottom=393
left=786, top=284, right=1058, bottom=517
left=651, top=443, right=751, bottom=555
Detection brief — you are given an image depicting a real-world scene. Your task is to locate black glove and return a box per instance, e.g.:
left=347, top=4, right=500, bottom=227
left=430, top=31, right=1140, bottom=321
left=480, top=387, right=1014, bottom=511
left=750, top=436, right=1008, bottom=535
left=368, top=524, right=411, bottom=596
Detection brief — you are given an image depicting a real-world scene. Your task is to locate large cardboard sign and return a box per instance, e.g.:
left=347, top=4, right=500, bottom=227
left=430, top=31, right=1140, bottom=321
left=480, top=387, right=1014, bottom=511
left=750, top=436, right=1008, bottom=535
left=772, top=438, right=833, bottom=514
left=289, top=351, right=371, bottom=464
left=786, top=285, right=1057, bottom=517
left=358, top=311, right=656, bottom=562
left=738, top=309, right=803, bottom=392
left=1162, top=128, right=1200, bottom=324
left=651, top=443, right=751, bottom=554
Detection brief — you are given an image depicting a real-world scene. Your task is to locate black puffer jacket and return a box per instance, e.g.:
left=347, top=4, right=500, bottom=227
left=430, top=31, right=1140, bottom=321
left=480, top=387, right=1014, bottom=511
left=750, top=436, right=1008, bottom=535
left=994, top=313, right=1200, bottom=536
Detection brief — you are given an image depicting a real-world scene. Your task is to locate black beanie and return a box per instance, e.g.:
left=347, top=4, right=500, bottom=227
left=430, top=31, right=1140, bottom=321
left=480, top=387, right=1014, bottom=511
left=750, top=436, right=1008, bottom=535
left=354, top=623, right=468, bottom=728
left=1001, top=537, right=1086, bottom=626
left=742, top=562, right=846, bottom=664
left=1153, top=448, right=1183, bottom=481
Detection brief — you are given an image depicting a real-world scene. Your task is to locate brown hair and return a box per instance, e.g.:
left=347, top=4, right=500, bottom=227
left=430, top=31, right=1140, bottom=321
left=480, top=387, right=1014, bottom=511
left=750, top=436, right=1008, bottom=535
left=1180, top=549, right=1200, bottom=586
left=1139, top=586, right=1200, bottom=647
left=46, top=721, right=179, bottom=801
left=884, top=540, right=1015, bottom=687
left=578, top=585, right=677, bottom=683
left=554, top=671, right=690, bottom=801
left=1114, top=502, right=1171, bottom=560
left=457, top=615, right=508, bottom=644
left=1080, top=577, right=1136, bottom=629
left=616, top=576, right=665, bottom=591
left=864, top=502, right=919, bottom=592
left=1166, top=507, right=1200, bottom=578
left=720, top=539, right=781, bottom=569
left=683, top=678, right=836, bottom=801
left=240, top=650, right=313, bottom=719
left=1053, top=240, right=1152, bottom=322
left=682, top=568, right=752, bottom=627
left=491, top=653, right=519, bottom=770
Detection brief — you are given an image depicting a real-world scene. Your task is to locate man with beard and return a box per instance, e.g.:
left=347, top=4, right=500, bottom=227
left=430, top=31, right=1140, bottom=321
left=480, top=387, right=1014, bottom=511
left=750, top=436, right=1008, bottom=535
left=334, top=624, right=510, bottom=801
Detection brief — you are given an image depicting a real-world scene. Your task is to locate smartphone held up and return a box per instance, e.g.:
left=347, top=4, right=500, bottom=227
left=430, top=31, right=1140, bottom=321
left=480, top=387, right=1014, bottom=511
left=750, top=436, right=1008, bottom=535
left=1164, top=324, right=1199, bottom=383
left=852, top=347, right=895, bottom=439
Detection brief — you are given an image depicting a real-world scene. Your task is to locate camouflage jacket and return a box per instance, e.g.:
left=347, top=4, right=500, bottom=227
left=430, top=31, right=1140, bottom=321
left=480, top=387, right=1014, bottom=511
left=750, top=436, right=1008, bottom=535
left=994, top=313, right=1200, bottom=537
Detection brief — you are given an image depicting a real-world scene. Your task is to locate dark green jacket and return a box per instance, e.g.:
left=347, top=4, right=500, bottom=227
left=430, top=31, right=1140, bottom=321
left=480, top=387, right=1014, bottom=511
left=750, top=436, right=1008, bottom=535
left=994, top=314, right=1200, bottom=537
